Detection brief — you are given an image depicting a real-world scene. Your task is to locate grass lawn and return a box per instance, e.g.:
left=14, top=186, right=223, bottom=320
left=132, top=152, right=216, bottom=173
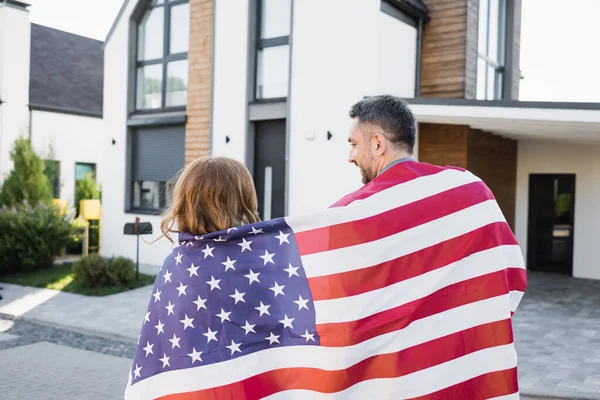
left=0, top=263, right=156, bottom=296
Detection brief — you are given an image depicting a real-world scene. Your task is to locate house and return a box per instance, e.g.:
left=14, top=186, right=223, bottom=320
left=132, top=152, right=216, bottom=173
left=102, top=0, right=600, bottom=281
left=0, top=0, right=104, bottom=211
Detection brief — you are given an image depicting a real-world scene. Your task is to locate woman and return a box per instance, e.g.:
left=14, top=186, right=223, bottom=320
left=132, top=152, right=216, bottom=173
left=159, top=156, right=261, bottom=242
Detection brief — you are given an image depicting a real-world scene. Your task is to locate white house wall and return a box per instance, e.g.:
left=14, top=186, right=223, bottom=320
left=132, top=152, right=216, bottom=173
left=101, top=0, right=173, bottom=266
left=515, top=140, right=600, bottom=280
left=210, top=0, right=249, bottom=161
left=31, top=110, right=104, bottom=210
left=0, top=4, right=30, bottom=180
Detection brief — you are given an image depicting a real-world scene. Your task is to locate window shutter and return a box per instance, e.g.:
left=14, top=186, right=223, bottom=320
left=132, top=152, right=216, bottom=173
left=132, top=125, right=185, bottom=182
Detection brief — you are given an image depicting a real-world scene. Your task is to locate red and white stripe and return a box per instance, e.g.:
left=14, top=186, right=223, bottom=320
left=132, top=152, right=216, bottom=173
left=125, top=162, right=526, bottom=400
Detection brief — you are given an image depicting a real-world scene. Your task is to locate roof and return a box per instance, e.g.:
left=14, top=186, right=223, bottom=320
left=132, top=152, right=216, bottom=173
left=29, top=23, right=104, bottom=118
left=386, top=0, right=429, bottom=20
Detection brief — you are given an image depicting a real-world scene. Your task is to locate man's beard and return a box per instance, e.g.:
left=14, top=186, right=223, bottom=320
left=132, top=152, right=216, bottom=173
left=360, top=165, right=374, bottom=184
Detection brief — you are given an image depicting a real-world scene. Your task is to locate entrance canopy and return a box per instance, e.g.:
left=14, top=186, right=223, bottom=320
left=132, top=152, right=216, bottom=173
left=406, top=99, right=600, bottom=144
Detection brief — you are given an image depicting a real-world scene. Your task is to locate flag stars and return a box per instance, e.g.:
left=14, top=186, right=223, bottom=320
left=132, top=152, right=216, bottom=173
left=227, top=227, right=238, bottom=233
left=266, top=332, right=280, bottom=345
left=260, top=249, right=275, bottom=265
left=250, top=227, right=264, bottom=235
left=255, top=301, right=271, bottom=317
left=193, top=295, right=207, bottom=311
left=238, top=238, right=253, bottom=252
left=174, top=252, right=183, bottom=265
left=176, top=282, right=188, bottom=297
left=159, top=353, right=170, bottom=368
left=226, top=339, right=242, bottom=355
left=133, top=364, right=142, bottom=379
left=221, top=257, right=237, bottom=271
left=301, top=330, right=315, bottom=342
left=206, top=275, right=221, bottom=291
left=169, top=334, right=181, bottom=349
left=244, top=269, right=260, bottom=285
left=242, top=320, right=256, bottom=335
left=143, top=341, right=154, bottom=357
left=284, top=263, right=300, bottom=278
left=203, top=328, right=218, bottom=343
left=229, top=289, right=246, bottom=304
left=188, top=348, right=203, bottom=364
left=187, top=263, right=199, bottom=277
left=165, top=301, right=175, bottom=315
left=202, top=244, right=215, bottom=258
left=215, top=308, right=232, bottom=323
left=180, top=314, right=194, bottom=330
left=279, top=314, right=295, bottom=329
left=294, top=295, right=310, bottom=311
left=152, top=289, right=161, bottom=303
left=143, top=311, right=151, bottom=324
left=275, top=230, right=290, bottom=245
left=154, top=320, right=165, bottom=336
left=270, top=281, right=285, bottom=297
left=163, top=270, right=172, bottom=283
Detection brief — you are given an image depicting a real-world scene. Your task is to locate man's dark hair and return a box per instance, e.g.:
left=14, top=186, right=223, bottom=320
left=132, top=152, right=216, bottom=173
left=349, top=95, right=416, bottom=153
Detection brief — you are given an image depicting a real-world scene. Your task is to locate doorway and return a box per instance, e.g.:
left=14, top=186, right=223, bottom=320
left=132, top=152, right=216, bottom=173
left=527, top=174, right=575, bottom=275
left=253, top=119, right=286, bottom=220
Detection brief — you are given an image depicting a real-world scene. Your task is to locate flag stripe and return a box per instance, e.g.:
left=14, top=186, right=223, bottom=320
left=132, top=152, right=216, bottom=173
left=301, top=200, right=507, bottom=279
left=405, top=369, right=519, bottom=400
left=156, top=321, right=514, bottom=400
left=285, top=168, right=481, bottom=237
left=123, top=295, right=511, bottom=399
left=260, top=347, right=517, bottom=400
left=308, top=222, right=517, bottom=301
left=329, top=161, right=458, bottom=207
left=296, top=181, right=493, bottom=256
left=312, top=244, right=524, bottom=325
left=316, top=269, right=520, bottom=347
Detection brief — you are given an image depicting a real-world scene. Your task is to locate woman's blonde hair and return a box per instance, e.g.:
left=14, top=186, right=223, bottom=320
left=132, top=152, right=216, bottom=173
left=159, top=156, right=260, bottom=242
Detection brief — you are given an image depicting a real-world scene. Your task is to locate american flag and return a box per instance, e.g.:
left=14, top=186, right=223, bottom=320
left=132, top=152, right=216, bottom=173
left=125, top=161, right=527, bottom=399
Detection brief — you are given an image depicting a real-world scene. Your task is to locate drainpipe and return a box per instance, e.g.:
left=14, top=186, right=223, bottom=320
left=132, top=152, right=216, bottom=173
left=414, top=17, right=424, bottom=98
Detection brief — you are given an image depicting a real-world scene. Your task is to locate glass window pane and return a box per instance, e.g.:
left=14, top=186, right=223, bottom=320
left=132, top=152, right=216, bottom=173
left=137, top=7, right=164, bottom=61
left=137, top=64, right=163, bottom=109
left=75, top=163, right=95, bottom=181
left=256, top=44, right=290, bottom=99
left=152, top=0, right=164, bottom=4
left=166, top=59, right=188, bottom=107
left=477, top=0, right=488, bottom=56
left=487, top=65, right=497, bottom=100
left=132, top=181, right=160, bottom=209
left=260, top=0, right=291, bottom=39
left=170, top=3, right=190, bottom=54
left=476, top=58, right=487, bottom=100
left=488, top=0, right=499, bottom=61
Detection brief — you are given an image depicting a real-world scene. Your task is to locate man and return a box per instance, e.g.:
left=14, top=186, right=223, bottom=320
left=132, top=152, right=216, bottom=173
left=346, top=95, right=416, bottom=184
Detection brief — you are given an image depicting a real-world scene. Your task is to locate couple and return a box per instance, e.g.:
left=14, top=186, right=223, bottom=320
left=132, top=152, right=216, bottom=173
left=127, top=95, right=526, bottom=399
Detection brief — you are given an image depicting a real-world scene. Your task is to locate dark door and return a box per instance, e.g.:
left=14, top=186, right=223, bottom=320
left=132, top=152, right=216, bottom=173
left=254, top=119, right=286, bottom=220
left=527, top=174, right=575, bottom=275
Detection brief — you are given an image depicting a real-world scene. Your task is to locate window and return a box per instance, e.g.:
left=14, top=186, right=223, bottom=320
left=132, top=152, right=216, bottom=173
left=476, top=0, right=506, bottom=100
left=255, top=0, right=291, bottom=100
left=130, top=126, right=185, bottom=211
left=44, top=160, right=61, bottom=199
left=135, top=0, right=189, bottom=110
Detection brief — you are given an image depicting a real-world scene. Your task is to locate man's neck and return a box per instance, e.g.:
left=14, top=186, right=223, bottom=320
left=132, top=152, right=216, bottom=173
left=377, top=152, right=413, bottom=176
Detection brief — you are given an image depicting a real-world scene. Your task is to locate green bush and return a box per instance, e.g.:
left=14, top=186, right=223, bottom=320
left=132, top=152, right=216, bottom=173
left=0, top=136, right=53, bottom=207
left=73, top=255, right=136, bottom=288
left=0, top=202, right=74, bottom=276
left=75, top=172, right=100, bottom=215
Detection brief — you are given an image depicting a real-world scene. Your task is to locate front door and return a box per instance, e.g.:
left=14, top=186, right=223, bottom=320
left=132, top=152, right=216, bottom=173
left=527, top=174, right=575, bottom=275
left=254, top=119, right=286, bottom=220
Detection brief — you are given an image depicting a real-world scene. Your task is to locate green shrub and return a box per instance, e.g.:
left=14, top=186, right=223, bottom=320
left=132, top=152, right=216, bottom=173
left=73, top=255, right=136, bottom=288
left=0, top=136, right=53, bottom=207
left=75, top=172, right=100, bottom=215
left=0, top=202, right=74, bottom=276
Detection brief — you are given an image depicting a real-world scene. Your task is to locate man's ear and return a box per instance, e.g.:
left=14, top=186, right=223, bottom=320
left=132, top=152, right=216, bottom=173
left=373, top=133, right=386, bottom=156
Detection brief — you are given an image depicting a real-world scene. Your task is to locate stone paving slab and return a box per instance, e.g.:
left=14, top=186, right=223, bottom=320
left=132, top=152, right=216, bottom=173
left=0, top=341, right=132, bottom=400
left=513, top=271, right=600, bottom=399
left=0, top=282, right=153, bottom=340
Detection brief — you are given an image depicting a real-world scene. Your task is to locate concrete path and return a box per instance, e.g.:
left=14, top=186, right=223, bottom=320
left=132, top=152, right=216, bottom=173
left=0, top=280, right=154, bottom=341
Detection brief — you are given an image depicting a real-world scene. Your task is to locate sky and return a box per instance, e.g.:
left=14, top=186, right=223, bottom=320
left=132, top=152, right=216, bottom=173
left=26, top=0, right=600, bottom=103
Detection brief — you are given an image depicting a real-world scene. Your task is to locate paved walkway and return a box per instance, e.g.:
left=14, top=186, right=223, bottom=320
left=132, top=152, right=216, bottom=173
left=0, top=266, right=157, bottom=340
left=514, top=271, right=600, bottom=399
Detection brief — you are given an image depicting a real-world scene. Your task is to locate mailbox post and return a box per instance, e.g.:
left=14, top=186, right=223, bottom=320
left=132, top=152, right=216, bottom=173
left=124, top=218, right=153, bottom=280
